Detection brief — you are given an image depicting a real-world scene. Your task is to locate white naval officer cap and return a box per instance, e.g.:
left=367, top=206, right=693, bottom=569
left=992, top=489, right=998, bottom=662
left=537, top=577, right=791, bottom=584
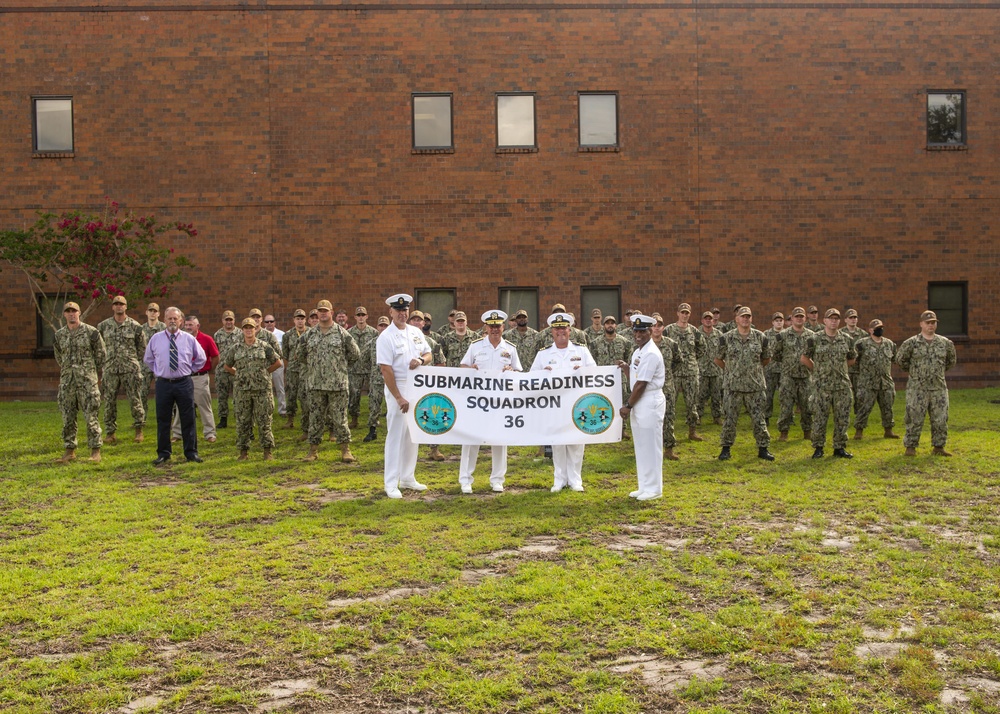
left=547, top=312, right=574, bottom=328
left=630, top=314, right=656, bottom=331
left=385, top=293, right=413, bottom=310
left=481, top=310, right=508, bottom=325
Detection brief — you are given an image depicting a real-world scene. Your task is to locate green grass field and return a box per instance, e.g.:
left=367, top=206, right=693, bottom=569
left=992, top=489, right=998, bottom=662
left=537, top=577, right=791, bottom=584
left=1, top=390, right=999, bottom=713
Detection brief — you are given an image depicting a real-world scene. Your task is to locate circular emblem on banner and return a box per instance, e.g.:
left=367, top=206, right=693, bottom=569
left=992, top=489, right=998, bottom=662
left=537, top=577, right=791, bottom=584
left=414, top=393, right=456, bottom=435
left=572, top=393, right=615, bottom=435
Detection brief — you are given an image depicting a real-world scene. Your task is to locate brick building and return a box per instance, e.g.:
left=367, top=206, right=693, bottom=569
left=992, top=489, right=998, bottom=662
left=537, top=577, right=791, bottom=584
left=1, top=0, right=997, bottom=398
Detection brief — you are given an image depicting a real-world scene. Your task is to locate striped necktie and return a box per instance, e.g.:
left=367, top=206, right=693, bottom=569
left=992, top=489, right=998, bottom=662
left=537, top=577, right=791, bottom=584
left=168, top=332, right=179, bottom=372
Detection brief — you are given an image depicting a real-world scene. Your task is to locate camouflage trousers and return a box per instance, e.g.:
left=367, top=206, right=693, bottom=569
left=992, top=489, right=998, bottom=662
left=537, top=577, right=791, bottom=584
left=299, top=379, right=312, bottom=437
left=284, top=369, right=305, bottom=418
left=849, top=372, right=860, bottom=407
left=661, top=387, right=677, bottom=448
left=697, top=374, right=723, bottom=421
left=216, top=371, right=236, bottom=422
left=102, top=369, right=146, bottom=434
left=811, top=387, right=852, bottom=450
left=348, top=370, right=369, bottom=418
left=854, top=384, right=895, bottom=431
left=368, top=374, right=385, bottom=428
left=59, top=382, right=102, bottom=450
left=235, top=389, right=275, bottom=451
left=141, top=369, right=155, bottom=419
left=721, top=389, right=770, bottom=449
left=904, top=387, right=949, bottom=448
left=674, top=374, right=700, bottom=427
left=778, top=378, right=812, bottom=435
left=765, top=370, right=781, bottom=420
left=309, top=389, right=351, bottom=445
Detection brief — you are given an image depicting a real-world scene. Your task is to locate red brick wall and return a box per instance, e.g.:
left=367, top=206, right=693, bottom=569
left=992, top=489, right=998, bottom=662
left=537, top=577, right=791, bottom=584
left=1, top=2, right=997, bottom=397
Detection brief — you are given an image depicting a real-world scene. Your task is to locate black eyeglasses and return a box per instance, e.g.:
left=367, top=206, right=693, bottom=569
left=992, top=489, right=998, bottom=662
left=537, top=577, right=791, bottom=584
left=264, top=319, right=275, bottom=323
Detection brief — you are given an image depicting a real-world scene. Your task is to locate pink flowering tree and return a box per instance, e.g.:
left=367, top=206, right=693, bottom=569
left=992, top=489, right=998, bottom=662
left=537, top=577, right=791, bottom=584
left=0, top=198, right=196, bottom=331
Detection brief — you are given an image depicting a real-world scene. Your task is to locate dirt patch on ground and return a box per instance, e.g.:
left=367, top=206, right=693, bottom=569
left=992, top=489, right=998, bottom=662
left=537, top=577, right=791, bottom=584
left=607, top=654, right=728, bottom=692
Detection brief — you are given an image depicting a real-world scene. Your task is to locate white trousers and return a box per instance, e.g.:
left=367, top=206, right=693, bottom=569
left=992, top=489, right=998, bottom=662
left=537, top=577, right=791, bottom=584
left=272, top=366, right=286, bottom=415
left=631, top=389, right=666, bottom=497
left=384, top=386, right=419, bottom=493
left=459, top=445, right=508, bottom=487
left=552, top=444, right=585, bottom=490
left=171, top=373, right=216, bottom=439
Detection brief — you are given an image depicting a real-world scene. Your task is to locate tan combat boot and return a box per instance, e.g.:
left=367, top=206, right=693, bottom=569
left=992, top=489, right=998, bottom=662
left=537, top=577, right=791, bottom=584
left=89, top=448, right=101, bottom=463
left=904, top=447, right=917, bottom=457
left=932, top=446, right=953, bottom=457
left=428, top=445, right=446, bottom=461
left=298, top=432, right=308, bottom=442
left=349, top=414, right=359, bottom=429
left=262, top=449, right=274, bottom=461
left=105, top=434, right=118, bottom=445
left=328, top=429, right=336, bottom=442
left=664, top=447, right=680, bottom=461
left=688, top=426, right=704, bottom=442
left=55, top=448, right=76, bottom=463
left=304, top=444, right=319, bottom=462
left=237, top=450, right=249, bottom=461
left=340, top=443, right=356, bottom=463
left=854, top=429, right=863, bottom=440
left=884, top=428, right=900, bottom=439
left=285, top=415, right=294, bottom=429
left=134, top=426, right=144, bottom=443
left=778, top=431, right=789, bottom=442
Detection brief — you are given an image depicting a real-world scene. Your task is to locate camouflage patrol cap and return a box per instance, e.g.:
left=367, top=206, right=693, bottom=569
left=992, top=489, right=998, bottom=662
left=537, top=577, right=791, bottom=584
left=454, top=311, right=467, bottom=321
left=423, top=312, right=432, bottom=321
left=651, top=312, right=664, bottom=324
left=603, top=315, right=617, bottom=324
left=733, top=304, right=743, bottom=313
left=63, top=301, right=81, bottom=312
left=920, top=310, right=938, bottom=322
left=736, top=307, right=752, bottom=318
left=513, top=309, right=528, bottom=319
left=869, top=319, right=884, bottom=329
left=791, top=307, right=806, bottom=317
left=551, top=303, right=567, bottom=313
left=308, top=309, right=319, bottom=317
left=409, top=310, right=424, bottom=320
left=222, top=310, right=235, bottom=320
left=678, top=303, right=692, bottom=313
left=701, top=311, right=713, bottom=319
left=355, top=306, right=368, bottom=316
left=293, top=309, right=306, bottom=318
left=249, top=307, right=263, bottom=318
left=825, top=308, right=841, bottom=319
left=772, top=312, right=784, bottom=321
left=147, top=303, right=160, bottom=312
left=711, top=307, right=721, bottom=314
left=808, top=305, right=819, bottom=314
left=377, top=316, right=390, bottom=326
left=241, top=318, right=256, bottom=328
left=591, top=308, right=602, bottom=317
left=112, top=295, right=127, bottom=306
left=845, top=308, right=858, bottom=318
left=316, top=300, right=333, bottom=311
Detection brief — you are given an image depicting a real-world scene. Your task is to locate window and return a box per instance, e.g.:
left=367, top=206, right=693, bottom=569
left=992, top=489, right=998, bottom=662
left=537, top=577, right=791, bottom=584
left=581, top=287, right=621, bottom=325
left=414, top=289, right=456, bottom=328
left=927, top=91, right=965, bottom=146
left=33, top=97, right=74, bottom=153
left=928, top=282, right=967, bottom=336
left=412, top=94, right=453, bottom=150
left=496, top=93, right=536, bottom=150
left=499, top=288, right=539, bottom=330
left=579, top=93, right=618, bottom=148
left=35, top=295, right=65, bottom=354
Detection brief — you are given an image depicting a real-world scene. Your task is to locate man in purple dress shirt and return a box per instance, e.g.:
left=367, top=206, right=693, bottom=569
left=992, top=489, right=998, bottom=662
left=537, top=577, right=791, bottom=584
left=144, top=306, right=207, bottom=465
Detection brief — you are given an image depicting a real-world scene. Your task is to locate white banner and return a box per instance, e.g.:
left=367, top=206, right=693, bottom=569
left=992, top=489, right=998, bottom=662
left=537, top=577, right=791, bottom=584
left=399, top=366, right=623, bottom=445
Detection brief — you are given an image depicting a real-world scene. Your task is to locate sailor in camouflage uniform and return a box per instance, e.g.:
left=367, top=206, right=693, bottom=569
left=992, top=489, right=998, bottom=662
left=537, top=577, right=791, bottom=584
left=853, top=318, right=899, bottom=440
left=441, top=311, right=477, bottom=368
left=414, top=311, right=446, bottom=366
left=715, top=306, right=774, bottom=462
left=300, top=300, right=360, bottom=463
left=502, top=309, right=538, bottom=369
left=589, top=315, right=634, bottom=404
left=281, top=309, right=310, bottom=433
left=97, top=296, right=147, bottom=444
left=763, top=312, right=784, bottom=423
left=362, top=316, right=391, bottom=442
left=801, top=308, right=857, bottom=458
left=213, top=310, right=241, bottom=428
left=664, top=303, right=706, bottom=441
left=140, top=303, right=166, bottom=421
left=650, top=314, right=683, bottom=460
left=347, top=306, right=379, bottom=429
left=54, top=302, right=107, bottom=463
left=805, top=305, right=823, bottom=333
left=772, top=307, right=813, bottom=441
left=249, top=308, right=283, bottom=359
left=583, top=308, right=604, bottom=345
left=895, top=310, right=957, bottom=456
left=696, top=311, right=723, bottom=425
left=224, top=318, right=282, bottom=460
left=841, top=308, right=866, bottom=405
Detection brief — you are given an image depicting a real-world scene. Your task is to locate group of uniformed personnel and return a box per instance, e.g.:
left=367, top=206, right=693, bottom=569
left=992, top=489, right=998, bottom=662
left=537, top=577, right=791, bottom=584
left=53, top=294, right=958, bottom=475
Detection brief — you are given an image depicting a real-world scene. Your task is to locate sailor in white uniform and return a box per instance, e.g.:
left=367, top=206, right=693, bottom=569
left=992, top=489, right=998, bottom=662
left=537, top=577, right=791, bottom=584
left=618, top=314, right=666, bottom=500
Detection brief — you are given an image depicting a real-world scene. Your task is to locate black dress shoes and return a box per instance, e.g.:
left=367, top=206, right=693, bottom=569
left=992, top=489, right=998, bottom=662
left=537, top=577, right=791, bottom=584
left=187, top=454, right=204, bottom=463
left=153, top=456, right=170, bottom=466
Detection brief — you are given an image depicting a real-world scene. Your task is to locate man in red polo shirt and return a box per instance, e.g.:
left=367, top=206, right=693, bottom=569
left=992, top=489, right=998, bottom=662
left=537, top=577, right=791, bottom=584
left=171, top=315, right=221, bottom=443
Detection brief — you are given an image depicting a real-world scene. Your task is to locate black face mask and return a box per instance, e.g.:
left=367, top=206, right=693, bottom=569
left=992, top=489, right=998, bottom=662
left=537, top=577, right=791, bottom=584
left=873, top=327, right=884, bottom=337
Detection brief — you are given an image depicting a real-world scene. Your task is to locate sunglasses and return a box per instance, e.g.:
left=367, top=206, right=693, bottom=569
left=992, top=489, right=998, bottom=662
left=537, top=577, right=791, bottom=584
left=264, top=319, right=275, bottom=323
